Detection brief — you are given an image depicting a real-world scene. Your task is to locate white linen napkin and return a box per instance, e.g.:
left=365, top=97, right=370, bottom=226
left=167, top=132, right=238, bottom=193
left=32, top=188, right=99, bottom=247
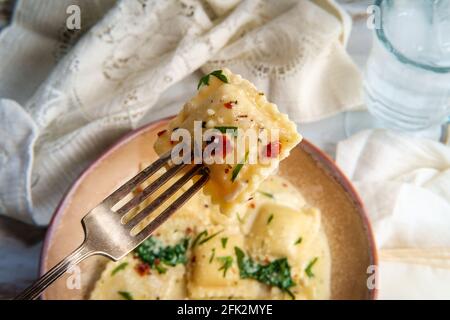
left=336, top=129, right=450, bottom=299
left=0, top=0, right=361, bottom=225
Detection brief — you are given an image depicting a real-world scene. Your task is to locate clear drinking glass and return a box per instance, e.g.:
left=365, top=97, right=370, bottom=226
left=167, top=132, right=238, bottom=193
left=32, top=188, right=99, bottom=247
left=364, top=0, right=450, bottom=131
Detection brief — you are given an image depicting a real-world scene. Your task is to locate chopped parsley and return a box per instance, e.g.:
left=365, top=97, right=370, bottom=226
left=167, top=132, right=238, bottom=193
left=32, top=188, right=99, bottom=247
left=258, top=190, right=274, bottom=199
left=235, top=247, right=295, bottom=299
left=209, top=248, right=216, bottom=263
left=267, top=214, right=274, bottom=225
left=197, top=70, right=228, bottom=89
left=217, top=256, right=233, bottom=277
left=294, top=237, right=303, bottom=245
left=221, top=237, right=228, bottom=249
left=231, top=151, right=249, bottom=182
left=305, top=257, right=318, bottom=278
left=214, top=126, right=238, bottom=136
left=199, top=230, right=223, bottom=245
left=191, top=230, right=208, bottom=248
left=111, top=262, right=128, bottom=276
left=134, top=237, right=189, bottom=274
left=192, top=230, right=223, bottom=248
left=118, top=291, right=133, bottom=300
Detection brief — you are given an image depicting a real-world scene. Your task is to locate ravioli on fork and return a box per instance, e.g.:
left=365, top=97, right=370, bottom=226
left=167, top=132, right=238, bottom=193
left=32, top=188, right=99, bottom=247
left=154, top=68, right=302, bottom=215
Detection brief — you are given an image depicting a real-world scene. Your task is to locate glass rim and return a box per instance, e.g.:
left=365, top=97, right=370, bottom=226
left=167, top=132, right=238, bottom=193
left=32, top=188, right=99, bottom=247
left=375, top=0, right=450, bottom=74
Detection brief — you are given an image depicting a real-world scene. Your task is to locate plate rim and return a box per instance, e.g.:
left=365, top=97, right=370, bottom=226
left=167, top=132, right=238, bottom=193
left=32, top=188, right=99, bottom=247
left=39, top=116, right=378, bottom=300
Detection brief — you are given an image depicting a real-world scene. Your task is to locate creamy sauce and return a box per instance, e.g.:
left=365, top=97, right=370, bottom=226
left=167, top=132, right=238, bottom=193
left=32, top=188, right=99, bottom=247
left=90, top=174, right=331, bottom=300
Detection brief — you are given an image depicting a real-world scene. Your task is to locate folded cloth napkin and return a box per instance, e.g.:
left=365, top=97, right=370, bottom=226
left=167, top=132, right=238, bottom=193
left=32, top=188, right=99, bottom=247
left=336, top=129, right=450, bottom=299
left=0, top=0, right=362, bottom=225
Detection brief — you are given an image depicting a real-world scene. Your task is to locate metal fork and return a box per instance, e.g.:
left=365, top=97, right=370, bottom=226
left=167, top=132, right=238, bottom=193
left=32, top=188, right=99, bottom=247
left=14, top=151, right=209, bottom=300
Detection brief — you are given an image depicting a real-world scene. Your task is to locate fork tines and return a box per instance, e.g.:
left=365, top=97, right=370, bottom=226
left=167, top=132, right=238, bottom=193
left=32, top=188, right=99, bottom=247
left=13, top=151, right=210, bottom=301
left=104, top=151, right=209, bottom=239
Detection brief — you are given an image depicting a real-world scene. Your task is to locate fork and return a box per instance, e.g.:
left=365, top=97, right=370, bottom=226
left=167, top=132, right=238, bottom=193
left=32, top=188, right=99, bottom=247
left=14, top=151, right=209, bottom=300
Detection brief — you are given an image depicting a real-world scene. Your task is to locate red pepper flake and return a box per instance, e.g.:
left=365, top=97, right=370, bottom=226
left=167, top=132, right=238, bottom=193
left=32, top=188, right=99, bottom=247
left=282, top=183, right=288, bottom=187
left=135, top=263, right=151, bottom=276
left=154, top=258, right=161, bottom=266
left=170, top=140, right=175, bottom=145
left=191, top=256, right=196, bottom=263
left=186, top=227, right=193, bottom=234
left=157, top=129, right=167, bottom=137
left=223, top=101, right=234, bottom=109
left=263, top=141, right=281, bottom=158
left=249, top=203, right=256, bottom=209
left=224, top=168, right=229, bottom=174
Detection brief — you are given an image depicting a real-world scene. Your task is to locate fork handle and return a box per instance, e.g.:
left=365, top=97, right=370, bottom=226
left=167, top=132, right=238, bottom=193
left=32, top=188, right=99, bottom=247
left=14, top=242, right=94, bottom=300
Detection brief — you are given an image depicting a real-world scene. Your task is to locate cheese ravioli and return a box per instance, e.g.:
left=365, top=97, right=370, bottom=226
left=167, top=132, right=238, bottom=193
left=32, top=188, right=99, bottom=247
left=154, top=68, right=302, bottom=216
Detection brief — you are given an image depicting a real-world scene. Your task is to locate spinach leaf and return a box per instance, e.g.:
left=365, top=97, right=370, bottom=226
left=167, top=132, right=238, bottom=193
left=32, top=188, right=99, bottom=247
left=235, top=247, right=295, bottom=299
left=135, top=237, right=189, bottom=273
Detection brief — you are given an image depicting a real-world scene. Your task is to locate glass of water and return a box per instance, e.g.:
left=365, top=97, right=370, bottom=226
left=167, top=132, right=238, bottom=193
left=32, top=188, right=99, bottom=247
left=364, top=0, right=450, bottom=131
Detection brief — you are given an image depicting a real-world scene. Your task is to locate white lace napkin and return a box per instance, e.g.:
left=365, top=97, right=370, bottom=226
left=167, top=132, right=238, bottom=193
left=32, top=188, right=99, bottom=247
left=336, top=130, right=450, bottom=299
left=0, top=0, right=361, bottom=225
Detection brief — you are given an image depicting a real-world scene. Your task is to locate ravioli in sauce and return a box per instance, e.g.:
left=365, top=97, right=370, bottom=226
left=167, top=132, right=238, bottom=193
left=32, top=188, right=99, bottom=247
left=90, top=175, right=331, bottom=300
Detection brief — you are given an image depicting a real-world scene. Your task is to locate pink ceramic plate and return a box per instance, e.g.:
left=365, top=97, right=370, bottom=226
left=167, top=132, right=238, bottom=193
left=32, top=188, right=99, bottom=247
left=40, top=117, right=377, bottom=300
